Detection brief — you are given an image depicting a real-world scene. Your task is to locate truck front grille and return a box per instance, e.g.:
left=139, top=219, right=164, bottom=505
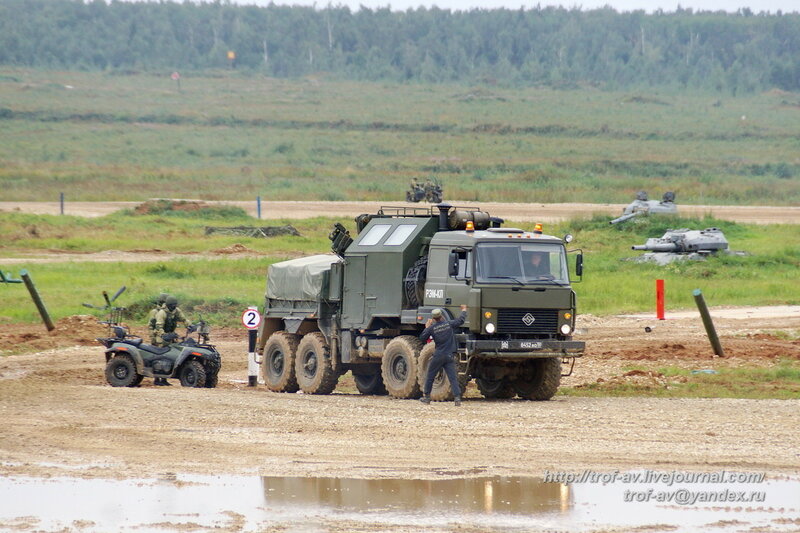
left=496, top=309, right=558, bottom=334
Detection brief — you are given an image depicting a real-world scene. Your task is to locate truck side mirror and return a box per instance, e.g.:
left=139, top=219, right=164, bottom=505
left=448, top=252, right=459, bottom=276
left=576, top=254, right=583, bottom=277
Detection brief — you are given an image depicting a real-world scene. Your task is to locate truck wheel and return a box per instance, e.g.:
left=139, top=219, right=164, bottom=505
left=353, top=371, right=388, bottom=395
left=381, top=336, right=423, bottom=399
left=105, top=354, right=141, bottom=387
left=416, top=343, right=466, bottom=401
left=295, top=332, right=339, bottom=395
left=263, top=331, right=299, bottom=392
left=512, top=358, right=561, bottom=401
left=476, top=378, right=515, bottom=399
left=179, top=359, right=207, bottom=388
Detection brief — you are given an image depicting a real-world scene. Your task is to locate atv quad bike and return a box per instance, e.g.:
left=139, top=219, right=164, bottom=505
left=100, top=322, right=221, bottom=388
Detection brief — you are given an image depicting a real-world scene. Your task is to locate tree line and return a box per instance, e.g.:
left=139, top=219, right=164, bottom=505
left=1, top=0, right=798, bottom=93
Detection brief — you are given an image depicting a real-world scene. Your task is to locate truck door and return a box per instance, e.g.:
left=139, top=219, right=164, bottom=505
left=342, top=254, right=366, bottom=328
left=425, top=246, right=471, bottom=311
left=443, top=248, right=472, bottom=310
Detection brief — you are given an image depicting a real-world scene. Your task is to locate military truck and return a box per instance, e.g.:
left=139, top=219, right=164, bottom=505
left=257, top=204, right=584, bottom=401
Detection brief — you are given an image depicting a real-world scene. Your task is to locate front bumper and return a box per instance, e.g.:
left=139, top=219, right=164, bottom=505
left=462, top=338, right=585, bottom=359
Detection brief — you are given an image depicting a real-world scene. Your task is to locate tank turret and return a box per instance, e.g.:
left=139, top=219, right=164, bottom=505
left=611, top=191, right=677, bottom=224
left=632, top=228, right=729, bottom=253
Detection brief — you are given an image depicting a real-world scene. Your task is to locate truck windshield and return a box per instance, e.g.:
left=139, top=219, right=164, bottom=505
left=474, top=242, right=569, bottom=285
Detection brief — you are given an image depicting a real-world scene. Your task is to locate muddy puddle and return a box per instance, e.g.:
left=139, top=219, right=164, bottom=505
left=0, top=471, right=797, bottom=532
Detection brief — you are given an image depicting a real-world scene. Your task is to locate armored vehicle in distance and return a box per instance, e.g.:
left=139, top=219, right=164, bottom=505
left=257, top=203, right=584, bottom=401
left=631, top=227, right=734, bottom=265
left=610, top=191, right=677, bottom=225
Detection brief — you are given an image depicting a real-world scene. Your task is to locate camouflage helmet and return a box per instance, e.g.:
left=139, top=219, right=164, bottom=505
left=166, top=295, right=178, bottom=309
left=431, top=308, right=443, bottom=319
left=157, top=293, right=169, bottom=304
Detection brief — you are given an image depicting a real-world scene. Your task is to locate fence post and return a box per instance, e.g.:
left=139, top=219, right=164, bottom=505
left=693, top=289, right=724, bottom=357
left=656, top=279, right=665, bottom=320
left=257, top=196, right=261, bottom=219
left=20, top=269, right=55, bottom=332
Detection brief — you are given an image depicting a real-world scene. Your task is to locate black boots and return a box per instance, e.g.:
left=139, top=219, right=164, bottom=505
left=420, top=395, right=462, bottom=406
left=154, top=378, right=171, bottom=386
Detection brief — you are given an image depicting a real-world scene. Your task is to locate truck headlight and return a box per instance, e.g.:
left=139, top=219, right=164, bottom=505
left=485, top=323, right=496, bottom=334
left=560, top=324, right=572, bottom=335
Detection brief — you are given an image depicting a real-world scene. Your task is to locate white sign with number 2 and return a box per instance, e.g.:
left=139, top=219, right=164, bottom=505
left=241, top=307, right=262, bottom=330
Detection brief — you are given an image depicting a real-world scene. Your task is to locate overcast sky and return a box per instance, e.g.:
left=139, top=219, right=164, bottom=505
left=239, top=0, right=797, bottom=13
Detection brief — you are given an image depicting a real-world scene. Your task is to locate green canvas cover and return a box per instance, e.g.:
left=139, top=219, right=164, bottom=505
left=266, top=254, right=340, bottom=301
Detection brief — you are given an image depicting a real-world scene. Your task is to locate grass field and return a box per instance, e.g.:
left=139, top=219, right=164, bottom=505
left=1, top=208, right=797, bottom=326
left=563, top=361, right=800, bottom=399
left=1, top=69, right=798, bottom=204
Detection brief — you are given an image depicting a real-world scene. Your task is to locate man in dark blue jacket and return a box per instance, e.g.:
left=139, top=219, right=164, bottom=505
left=419, top=304, right=468, bottom=406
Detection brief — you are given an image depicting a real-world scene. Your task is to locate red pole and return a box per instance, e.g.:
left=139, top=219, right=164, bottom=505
left=656, top=279, right=665, bottom=320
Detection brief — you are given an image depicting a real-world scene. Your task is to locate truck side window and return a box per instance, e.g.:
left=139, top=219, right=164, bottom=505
left=454, top=251, right=471, bottom=280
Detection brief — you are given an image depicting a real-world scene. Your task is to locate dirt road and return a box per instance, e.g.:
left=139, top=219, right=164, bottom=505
left=1, top=310, right=798, bottom=482
left=2, top=200, right=799, bottom=224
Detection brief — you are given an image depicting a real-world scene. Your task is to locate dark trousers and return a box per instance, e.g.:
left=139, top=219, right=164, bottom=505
left=424, top=352, right=461, bottom=398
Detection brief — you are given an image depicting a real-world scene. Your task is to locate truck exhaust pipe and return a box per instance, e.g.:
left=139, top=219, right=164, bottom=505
left=437, top=202, right=452, bottom=231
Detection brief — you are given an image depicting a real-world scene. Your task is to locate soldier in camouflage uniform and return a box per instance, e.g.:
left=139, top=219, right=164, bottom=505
left=147, top=293, right=169, bottom=346
left=153, top=295, right=188, bottom=386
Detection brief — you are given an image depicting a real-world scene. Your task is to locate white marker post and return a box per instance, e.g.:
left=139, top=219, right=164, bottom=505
left=241, top=306, right=262, bottom=386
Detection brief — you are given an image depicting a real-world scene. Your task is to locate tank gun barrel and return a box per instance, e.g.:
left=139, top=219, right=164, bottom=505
left=632, top=243, right=680, bottom=252
left=610, top=212, right=642, bottom=225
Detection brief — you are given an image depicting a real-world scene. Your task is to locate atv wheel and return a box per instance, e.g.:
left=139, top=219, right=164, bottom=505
left=416, top=343, right=468, bottom=401
left=179, top=359, right=207, bottom=388
left=512, top=358, right=561, bottom=400
left=204, top=370, right=219, bottom=388
left=263, top=331, right=300, bottom=392
left=381, top=336, right=423, bottom=399
left=476, top=377, right=515, bottom=399
left=353, top=370, right=388, bottom=395
left=105, top=354, right=140, bottom=387
left=204, top=358, right=220, bottom=388
left=295, top=332, right=338, bottom=394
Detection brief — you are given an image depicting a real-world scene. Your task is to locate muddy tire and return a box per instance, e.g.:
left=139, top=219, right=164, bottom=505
left=353, top=371, right=388, bottom=395
left=416, top=343, right=468, bottom=401
left=381, top=336, right=423, bottom=399
left=105, top=354, right=140, bottom=387
left=295, top=332, right=339, bottom=395
left=179, top=359, right=206, bottom=388
left=512, top=358, right=561, bottom=401
left=476, top=377, right=515, bottom=399
left=263, top=331, right=300, bottom=392
left=204, top=370, right=219, bottom=388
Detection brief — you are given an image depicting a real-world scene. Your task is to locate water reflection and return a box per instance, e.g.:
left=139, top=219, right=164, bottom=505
left=0, top=472, right=797, bottom=532
left=259, top=475, right=571, bottom=515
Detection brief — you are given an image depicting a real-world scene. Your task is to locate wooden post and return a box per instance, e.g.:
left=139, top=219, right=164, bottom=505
left=693, top=289, right=724, bottom=357
left=20, top=269, right=55, bottom=332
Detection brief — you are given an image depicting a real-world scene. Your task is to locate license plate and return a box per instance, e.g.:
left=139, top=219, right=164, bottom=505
left=518, top=341, right=542, bottom=349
